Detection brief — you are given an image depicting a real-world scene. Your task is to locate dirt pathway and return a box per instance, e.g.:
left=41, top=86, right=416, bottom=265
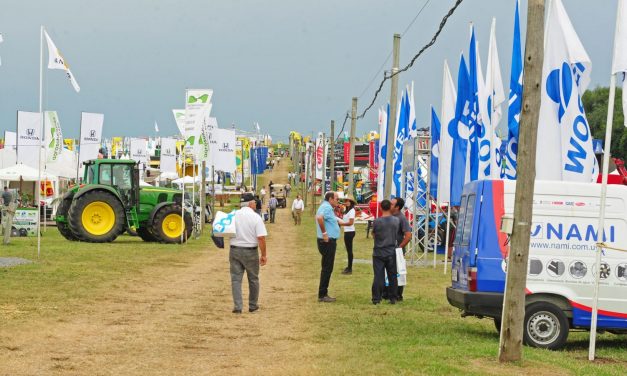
left=0, top=159, right=318, bottom=375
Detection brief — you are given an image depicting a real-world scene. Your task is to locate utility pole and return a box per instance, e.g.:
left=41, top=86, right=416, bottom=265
left=384, top=33, right=401, bottom=199
left=329, top=120, right=335, bottom=192
left=498, top=0, right=545, bottom=363
left=347, top=97, right=357, bottom=197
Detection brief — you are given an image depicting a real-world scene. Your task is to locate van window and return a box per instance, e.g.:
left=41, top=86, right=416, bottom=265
left=462, top=194, right=476, bottom=246
left=454, top=195, right=468, bottom=245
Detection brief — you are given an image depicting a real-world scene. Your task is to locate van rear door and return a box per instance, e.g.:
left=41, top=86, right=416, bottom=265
left=451, top=181, right=482, bottom=290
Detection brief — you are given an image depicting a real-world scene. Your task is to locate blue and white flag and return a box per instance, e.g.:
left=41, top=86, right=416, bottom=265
left=613, top=0, right=627, bottom=128
left=503, top=0, right=523, bottom=180
left=468, top=26, right=485, bottom=181
left=438, top=60, right=456, bottom=204
left=537, top=0, right=598, bottom=182
left=377, top=105, right=389, bottom=202
left=450, top=54, right=472, bottom=206
left=430, top=107, right=440, bottom=200
left=484, top=18, right=506, bottom=179
left=405, top=82, right=418, bottom=205
left=392, top=89, right=409, bottom=198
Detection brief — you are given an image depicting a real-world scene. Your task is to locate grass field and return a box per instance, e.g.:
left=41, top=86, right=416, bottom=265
left=292, top=210, right=627, bottom=375
left=0, top=178, right=626, bottom=374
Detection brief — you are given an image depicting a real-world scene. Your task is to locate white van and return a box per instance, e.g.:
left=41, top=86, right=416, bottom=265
left=446, top=179, right=627, bottom=349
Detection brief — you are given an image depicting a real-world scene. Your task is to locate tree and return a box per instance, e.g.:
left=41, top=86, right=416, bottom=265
left=582, top=86, right=627, bottom=161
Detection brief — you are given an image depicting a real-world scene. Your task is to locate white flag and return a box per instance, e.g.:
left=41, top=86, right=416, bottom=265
left=485, top=18, right=506, bottom=178
left=184, top=89, right=213, bottom=157
left=160, top=138, right=177, bottom=174
left=315, top=132, right=324, bottom=180
left=438, top=60, right=456, bottom=204
left=16, top=111, right=42, bottom=169
left=612, top=0, right=627, bottom=127
left=377, top=106, right=387, bottom=202
left=154, top=121, right=159, bottom=133
left=537, top=0, right=598, bottom=182
left=79, top=112, right=104, bottom=165
left=44, top=30, right=80, bottom=92
left=44, top=111, right=63, bottom=163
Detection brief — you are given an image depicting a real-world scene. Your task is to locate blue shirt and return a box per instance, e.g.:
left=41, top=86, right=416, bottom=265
left=316, top=200, right=340, bottom=239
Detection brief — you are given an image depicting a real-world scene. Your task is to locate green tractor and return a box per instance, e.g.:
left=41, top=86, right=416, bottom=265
left=55, top=159, right=193, bottom=243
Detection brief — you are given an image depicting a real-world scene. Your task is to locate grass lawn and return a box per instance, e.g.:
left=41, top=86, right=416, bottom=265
left=293, top=211, right=627, bottom=375
left=0, top=230, right=208, bottom=328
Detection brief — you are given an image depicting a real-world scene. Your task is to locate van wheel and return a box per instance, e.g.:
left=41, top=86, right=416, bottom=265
left=523, top=302, right=569, bottom=350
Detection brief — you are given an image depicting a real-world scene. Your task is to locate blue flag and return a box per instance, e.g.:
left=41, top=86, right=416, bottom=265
left=504, top=0, right=523, bottom=179
left=467, top=26, right=483, bottom=181
left=430, top=107, right=440, bottom=200
left=449, top=54, right=471, bottom=207
left=392, top=89, right=409, bottom=198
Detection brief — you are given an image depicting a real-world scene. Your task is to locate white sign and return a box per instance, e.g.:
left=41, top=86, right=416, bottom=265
left=17, top=111, right=42, bottom=169
left=4, top=131, right=17, bottom=151
left=160, top=137, right=177, bottom=174
left=211, top=128, right=236, bottom=172
left=130, top=138, right=148, bottom=167
left=184, top=89, right=213, bottom=157
left=79, top=112, right=104, bottom=165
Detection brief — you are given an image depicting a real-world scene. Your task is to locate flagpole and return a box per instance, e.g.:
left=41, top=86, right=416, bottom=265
left=37, top=25, right=44, bottom=259
left=589, top=6, right=621, bottom=361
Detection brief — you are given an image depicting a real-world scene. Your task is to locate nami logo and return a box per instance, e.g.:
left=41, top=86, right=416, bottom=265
left=545, top=61, right=593, bottom=175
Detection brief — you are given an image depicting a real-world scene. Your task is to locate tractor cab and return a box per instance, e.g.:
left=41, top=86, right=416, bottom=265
left=83, top=160, right=139, bottom=209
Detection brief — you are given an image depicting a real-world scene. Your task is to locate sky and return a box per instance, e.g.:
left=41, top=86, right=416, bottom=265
left=0, top=0, right=618, bottom=142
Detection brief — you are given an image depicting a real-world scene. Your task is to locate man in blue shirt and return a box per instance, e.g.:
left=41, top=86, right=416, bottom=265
left=315, top=191, right=340, bottom=302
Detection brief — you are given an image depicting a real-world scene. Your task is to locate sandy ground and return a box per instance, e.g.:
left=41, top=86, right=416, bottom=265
left=0, top=160, right=318, bottom=375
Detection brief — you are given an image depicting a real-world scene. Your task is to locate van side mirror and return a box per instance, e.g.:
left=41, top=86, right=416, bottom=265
left=500, top=214, right=514, bottom=235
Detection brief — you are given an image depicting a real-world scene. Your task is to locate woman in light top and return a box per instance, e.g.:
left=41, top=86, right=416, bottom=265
left=339, top=195, right=357, bottom=275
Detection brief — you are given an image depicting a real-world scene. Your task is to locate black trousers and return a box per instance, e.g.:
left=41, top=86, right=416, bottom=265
left=344, top=231, right=355, bottom=270
left=317, top=238, right=337, bottom=298
left=372, top=254, right=397, bottom=303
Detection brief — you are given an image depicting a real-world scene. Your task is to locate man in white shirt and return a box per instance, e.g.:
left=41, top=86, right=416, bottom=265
left=230, top=193, right=268, bottom=314
left=291, top=194, right=304, bottom=225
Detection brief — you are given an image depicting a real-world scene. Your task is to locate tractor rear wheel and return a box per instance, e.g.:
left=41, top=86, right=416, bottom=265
left=68, top=190, right=125, bottom=243
left=137, top=226, right=158, bottom=242
left=151, top=205, right=193, bottom=244
left=56, top=197, right=78, bottom=241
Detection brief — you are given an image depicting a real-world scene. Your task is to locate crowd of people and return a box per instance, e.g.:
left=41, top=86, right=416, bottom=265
left=225, top=165, right=412, bottom=314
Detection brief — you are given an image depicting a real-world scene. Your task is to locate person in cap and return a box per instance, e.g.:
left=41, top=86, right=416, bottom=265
left=229, top=192, right=268, bottom=314
left=315, top=191, right=340, bottom=302
left=339, top=195, right=357, bottom=275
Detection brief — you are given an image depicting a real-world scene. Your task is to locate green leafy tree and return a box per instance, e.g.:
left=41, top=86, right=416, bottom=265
left=582, top=86, right=627, bottom=161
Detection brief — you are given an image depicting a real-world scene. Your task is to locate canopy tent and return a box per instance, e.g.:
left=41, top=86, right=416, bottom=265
left=0, top=147, right=77, bottom=178
left=0, top=163, right=57, bottom=182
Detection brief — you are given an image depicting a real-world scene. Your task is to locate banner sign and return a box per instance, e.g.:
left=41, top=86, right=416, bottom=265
left=184, top=89, right=213, bottom=157
left=79, top=112, right=104, bottom=165
left=44, top=111, right=63, bottom=163
left=212, top=128, right=236, bottom=172
left=130, top=138, right=148, bottom=167
left=17, top=111, right=42, bottom=169
left=160, top=137, right=177, bottom=174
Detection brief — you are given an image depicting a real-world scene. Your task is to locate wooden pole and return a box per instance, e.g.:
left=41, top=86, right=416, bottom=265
left=498, top=0, right=545, bottom=363
left=200, top=160, right=206, bottom=232
left=384, top=33, right=401, bottom=199
left=347, top=98, right=357, bottom=197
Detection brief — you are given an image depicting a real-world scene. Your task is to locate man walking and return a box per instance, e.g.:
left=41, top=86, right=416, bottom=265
left=391, top=197, right=412, bottom=301
left=291, top=194, right=304, bottom=225
left=229, top=193, right=268, bottom=314
left=268, top=194, right=278, bottom=223
left=371, top=199, right=401, bottom=305
left=315, top=191, right=340, bottom=302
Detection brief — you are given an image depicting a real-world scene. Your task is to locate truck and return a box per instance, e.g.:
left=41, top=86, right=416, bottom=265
left=446, top=179, right=627, bottom=349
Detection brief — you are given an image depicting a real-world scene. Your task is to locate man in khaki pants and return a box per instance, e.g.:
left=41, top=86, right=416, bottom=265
left=291, top=194, right=304, bottom=225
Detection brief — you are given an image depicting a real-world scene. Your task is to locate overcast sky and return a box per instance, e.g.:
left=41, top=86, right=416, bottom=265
left=0, top=0, right=618, bottom=141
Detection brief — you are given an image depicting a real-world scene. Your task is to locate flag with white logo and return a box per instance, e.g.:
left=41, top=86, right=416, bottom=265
left=438, top=60, right=456, bottom=204
left=612, top=0, right=627, bottom=127
left=44, top=30, right=80, bottom=92
left=504, top=0, right=523, bottom=180
left=392, top=89, right=409, bottom=198
left=537, top=0, right=598, bottom=181
left=468, top=26, right=485, bottom=180
left=450, top=54, right=472, bottom=207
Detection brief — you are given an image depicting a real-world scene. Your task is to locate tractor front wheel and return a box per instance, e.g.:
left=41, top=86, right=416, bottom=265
left=151, top=205, right=193, bottom=244
left=68, top=191, right=126, bottom=243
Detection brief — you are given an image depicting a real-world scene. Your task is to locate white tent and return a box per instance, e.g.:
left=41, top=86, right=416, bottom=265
left=0, top=163, right=57, bottom=182
left=0, top=147, right=77, bottom=178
